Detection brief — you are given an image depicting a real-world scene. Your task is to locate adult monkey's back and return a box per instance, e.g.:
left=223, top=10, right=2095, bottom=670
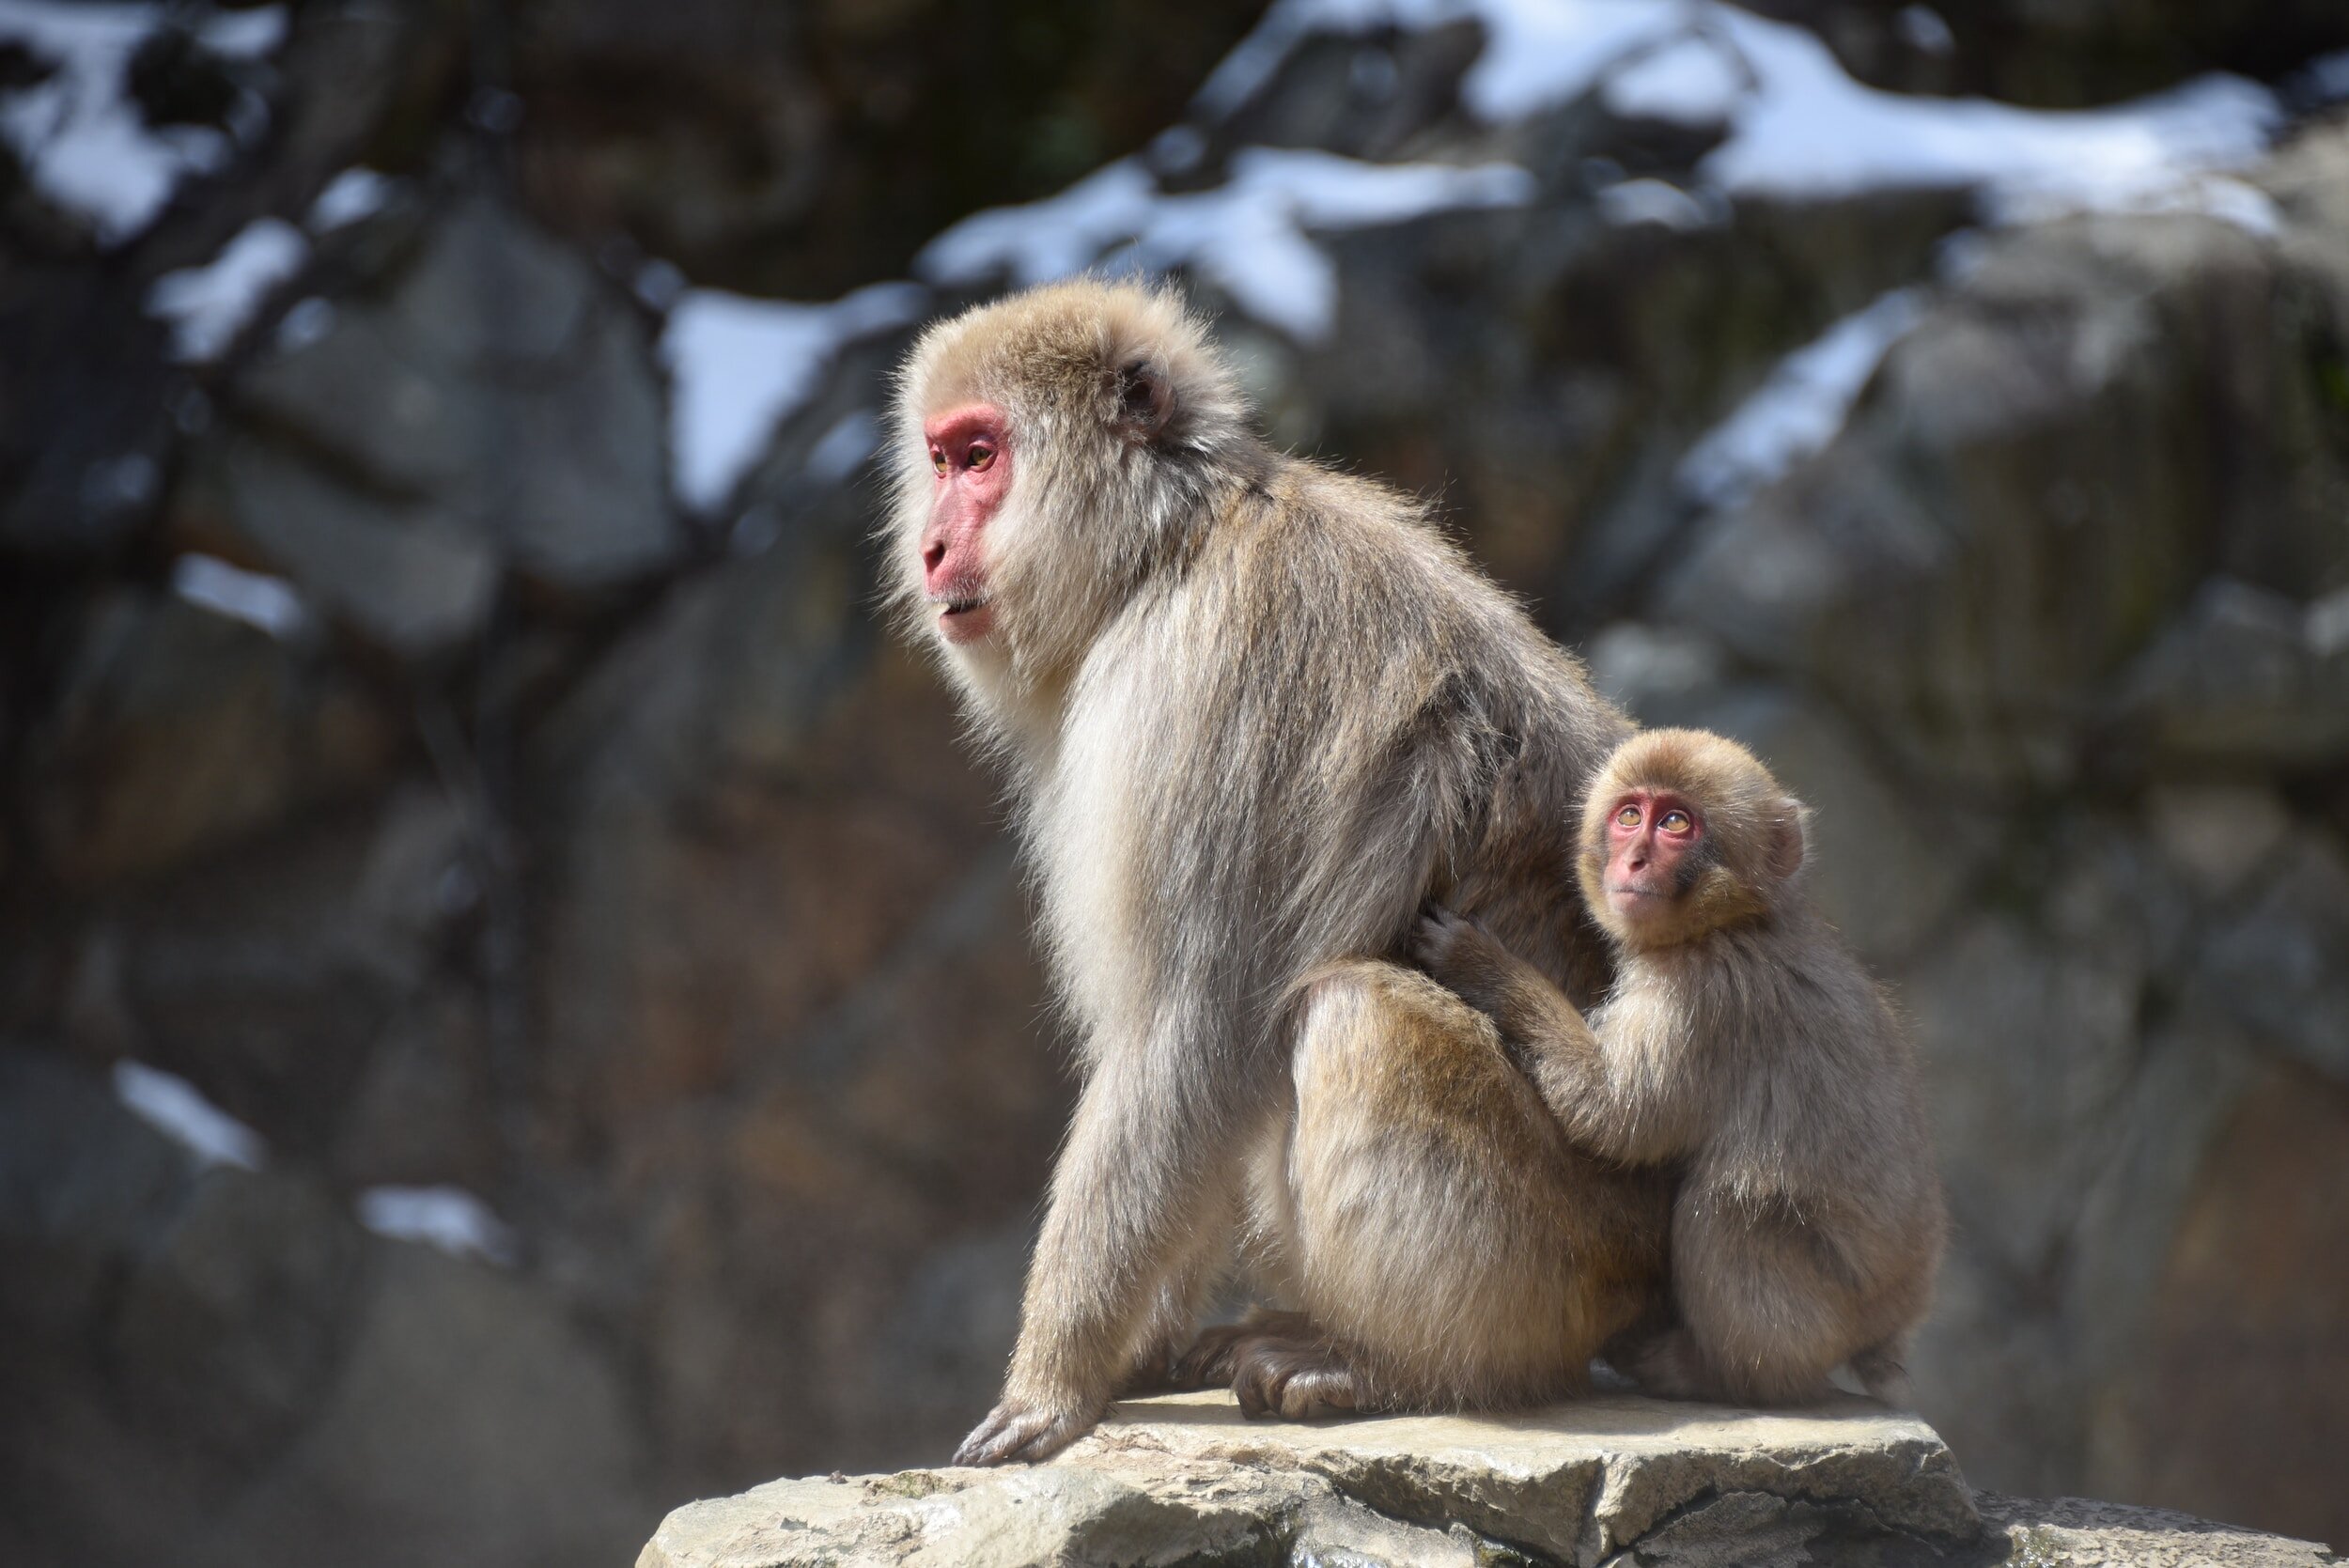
left=887, top=280, right=1667, bottom=1465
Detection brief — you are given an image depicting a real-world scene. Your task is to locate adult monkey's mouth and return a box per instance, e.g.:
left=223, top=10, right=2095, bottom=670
left=934, top=596, right=995, bottom=643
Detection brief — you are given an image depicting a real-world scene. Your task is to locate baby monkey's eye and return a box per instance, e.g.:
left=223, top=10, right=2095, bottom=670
left=967, top=444, right=995, bottom=472
left=1659, top=809, right=1692, bottom=833
left=930, top=448, right=948, bottom=474
left=1614, top=803, right=1641, bottom=829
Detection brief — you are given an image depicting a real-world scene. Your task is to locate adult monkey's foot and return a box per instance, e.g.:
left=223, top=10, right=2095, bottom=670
left=1170, top=1309, right=1316, bottom=1389
left=1230, top=1330, right=1372, bottom=1421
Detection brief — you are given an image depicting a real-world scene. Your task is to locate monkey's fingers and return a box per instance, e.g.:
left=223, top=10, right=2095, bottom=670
left=1409, top=907, right=1465, bottom=969
left=1169, top=1321, right=1259, bottom=1389
left=1412, top=907, right=1502, bottom=990
left=1232, top=1339, right=1364, bottom=1421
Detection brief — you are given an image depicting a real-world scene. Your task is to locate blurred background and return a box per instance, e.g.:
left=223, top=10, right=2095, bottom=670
left=4, top=1, right=2347, bottom=1563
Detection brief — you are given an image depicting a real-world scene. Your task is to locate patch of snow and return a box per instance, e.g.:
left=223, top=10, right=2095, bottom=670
left=2112, top=174, right=2281, bottom=239
left=660, top=280, right=926, bottom=512
left=1198, top=0, right=1690, bottom=124
left=2307, top=587, right=2349, bottom=660
left=1677, top=286, right=1922, bottom=510
left=919, top=160, right=1159, bottom=291
left=197, top=5, right=287, bottom=57
left=1697, top=9, right=2280, bottom=225
left=919, top=148, right=1532, bottom=344
left=1463, top=0, right=1693, bottom=118
left=808, top=409, right=882, bottom=485
left=306, top=165, right=392, bottom=232
left=1190, top=0, right=2281, bottom=231
left=113, top=1060, right=266, bottom=1172
left=357, top=1185, right=519, bottom=1267
left=171, top=551, right=308, bottom=638
left=1192, top=0, right=1451, bottom=120
left=1160, top=148, right=1533, bottom=340
left=1597, top=176, right=1716, bottom=229
left=1894, top=5, right=1953, bottom=57
left=0, top=2, right=287, bottom=244
left=274, top=294, right=335, bottom=351
left=145, top=215, right=308, bottom=362
left=1602, top=28, right=1743, bottom=126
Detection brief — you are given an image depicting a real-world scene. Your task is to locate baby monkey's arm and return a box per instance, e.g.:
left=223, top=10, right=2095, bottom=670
left=1413, top=908, right=1689, bottom=1166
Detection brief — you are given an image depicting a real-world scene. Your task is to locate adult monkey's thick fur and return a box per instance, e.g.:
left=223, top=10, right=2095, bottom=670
left=889, top=279, right=1666, bottom=1466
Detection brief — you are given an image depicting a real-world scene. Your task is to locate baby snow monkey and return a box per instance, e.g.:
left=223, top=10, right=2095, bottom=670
left=1415, top=727, right=1944, bottom=1405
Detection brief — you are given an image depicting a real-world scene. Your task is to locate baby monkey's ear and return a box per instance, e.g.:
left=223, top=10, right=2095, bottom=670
left=1764, top=799, right=1808, bottom=883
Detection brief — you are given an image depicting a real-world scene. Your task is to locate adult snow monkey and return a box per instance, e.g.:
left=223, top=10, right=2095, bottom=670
left=886, top=279, right=1667, bottom=1464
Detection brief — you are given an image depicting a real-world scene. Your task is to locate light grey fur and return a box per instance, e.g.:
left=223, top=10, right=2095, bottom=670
left=887, top=280, right=1665, bottom=1463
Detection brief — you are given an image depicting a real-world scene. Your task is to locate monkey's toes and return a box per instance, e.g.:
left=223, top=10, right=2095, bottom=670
left=1231, top=1340, right=1364, bottom=1422
left=953, top=1399, right=1095, bottom=1466
left=1170, top=1324, right=1251, bottom=1389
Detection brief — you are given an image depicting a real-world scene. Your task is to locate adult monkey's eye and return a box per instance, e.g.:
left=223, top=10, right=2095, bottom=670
left=1660, top=809, right=1692, bottom=832
left=1615, top=803, right=1641, bottom=829
left=967, top=444, right=995, bottom=472
left=930, top=448, right=948, bottom=474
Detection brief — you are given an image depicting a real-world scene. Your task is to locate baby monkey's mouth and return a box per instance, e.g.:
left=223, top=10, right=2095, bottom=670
left=938, top=595, right=988, bottom=616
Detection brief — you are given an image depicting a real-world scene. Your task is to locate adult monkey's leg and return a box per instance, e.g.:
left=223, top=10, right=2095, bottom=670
left=1237, top=960, right=1667, bottom=1419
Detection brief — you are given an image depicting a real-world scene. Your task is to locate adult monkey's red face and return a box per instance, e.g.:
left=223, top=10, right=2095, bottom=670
left=919, top=402, right=1011, bottom=645
left=888, top=282, right=1252, bottom=726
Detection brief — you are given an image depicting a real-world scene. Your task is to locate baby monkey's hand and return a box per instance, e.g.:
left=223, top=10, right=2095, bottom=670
left=1412, top=905, right=1523, bottom=1021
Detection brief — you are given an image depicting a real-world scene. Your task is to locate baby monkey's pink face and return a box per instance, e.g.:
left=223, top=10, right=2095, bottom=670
left=1601, top=788, right=1702, bottom=926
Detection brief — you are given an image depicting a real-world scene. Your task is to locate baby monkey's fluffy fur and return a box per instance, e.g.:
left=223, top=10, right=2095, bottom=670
left=1420, top=728, right=1946, bottom=1405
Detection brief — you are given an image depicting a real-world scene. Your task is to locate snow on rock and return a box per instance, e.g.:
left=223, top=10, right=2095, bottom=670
left=146, top=216, right=309, bottom=363
left=1192, top=0, right=2282, bottom=231
left=918, top=160, right=1158, bottom=290
left=0, top=1, right=287, bottom=245
left=1602, top=30, right=1746, bottom=127
left=170, top=552, right=310, bottom=638
left=112, top=1060, right=267, bottom=1172
left=357, top=1185, right=520, bottom=1266
left=1692, top=8, right=2280, bottom=227
left=1195, top=0, right=1687, bottom=125
left=660, top=280, right=926, bottom=513
left=808, top=409, right=883, bottom=485
left=1895, top=5, right=1954, bottom=57
left=919, top=147, right=1533, bottom=344
left=306, top=166, right=394, bottom=232
left=1597, top=176, right=1719, bottom=229
left=1677, top=286, right=1923, bottom=510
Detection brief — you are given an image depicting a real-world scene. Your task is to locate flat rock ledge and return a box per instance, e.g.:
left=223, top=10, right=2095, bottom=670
left=637, top=1391, right=2339, bottom=1568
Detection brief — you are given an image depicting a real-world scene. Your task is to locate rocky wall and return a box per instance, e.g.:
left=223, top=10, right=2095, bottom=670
left=3, top=2, right=2346, bottom=1563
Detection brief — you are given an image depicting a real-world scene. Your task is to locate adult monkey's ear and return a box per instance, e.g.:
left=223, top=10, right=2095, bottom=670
left=1111, top=356, right=1174, bottom=442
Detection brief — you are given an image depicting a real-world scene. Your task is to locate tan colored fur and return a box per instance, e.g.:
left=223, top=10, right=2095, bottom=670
left=886, top=280, right=1664, bottom=1462
left=1420, top=729, right=1946, bottom=1406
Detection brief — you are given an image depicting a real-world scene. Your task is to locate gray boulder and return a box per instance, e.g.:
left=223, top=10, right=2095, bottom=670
left=191, top=195, right=678, bottom=659
left=639, top=1392, right=2334, bottom=1568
